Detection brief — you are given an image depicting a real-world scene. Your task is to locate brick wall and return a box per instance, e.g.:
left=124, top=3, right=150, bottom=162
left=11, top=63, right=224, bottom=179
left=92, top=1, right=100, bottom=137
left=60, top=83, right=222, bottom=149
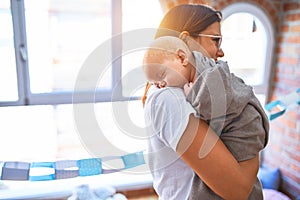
left=159, top=0, right=300, bottom=198
left=262, top=1, right=300, bottom=199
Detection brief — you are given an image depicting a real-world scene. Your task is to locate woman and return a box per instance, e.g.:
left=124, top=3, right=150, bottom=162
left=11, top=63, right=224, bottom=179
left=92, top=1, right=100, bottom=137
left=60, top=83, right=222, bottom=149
left=142, top=4, right=268, bottom=200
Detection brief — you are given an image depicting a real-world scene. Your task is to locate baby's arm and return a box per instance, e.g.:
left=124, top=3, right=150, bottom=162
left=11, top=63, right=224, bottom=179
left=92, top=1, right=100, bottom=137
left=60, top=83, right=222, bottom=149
left=184, top=82, right=194, bottom=96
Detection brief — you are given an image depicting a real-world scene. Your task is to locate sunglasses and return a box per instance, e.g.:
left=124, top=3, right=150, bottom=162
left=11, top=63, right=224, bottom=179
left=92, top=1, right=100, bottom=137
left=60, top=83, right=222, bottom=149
left=197, top=33, right=222, bottom=49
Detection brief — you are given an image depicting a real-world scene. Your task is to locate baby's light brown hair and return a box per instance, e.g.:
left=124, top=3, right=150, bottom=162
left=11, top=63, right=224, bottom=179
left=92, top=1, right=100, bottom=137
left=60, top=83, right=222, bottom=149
left=142, top=36, right=191, bottom=107
left=143, top=36, right=191, bottom=66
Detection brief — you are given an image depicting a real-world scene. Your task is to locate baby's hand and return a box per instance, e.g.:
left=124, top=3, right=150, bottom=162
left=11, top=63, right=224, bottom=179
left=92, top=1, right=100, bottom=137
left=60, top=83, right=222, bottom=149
left=184, top=82, right=194, bottom=96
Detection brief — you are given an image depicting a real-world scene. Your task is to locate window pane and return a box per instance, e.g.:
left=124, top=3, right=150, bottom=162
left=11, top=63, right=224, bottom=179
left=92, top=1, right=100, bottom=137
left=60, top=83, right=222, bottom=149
left=57, top=101, right=146, bottom=159
left=0, top=105, right=57, bottom=161
left=24, top=0, right=112, bottom=93
left=0, top=1, right=18, bottom=101
left=221, top=13, right=267, bottom=86
left=121, top=0, right=163, bottom=98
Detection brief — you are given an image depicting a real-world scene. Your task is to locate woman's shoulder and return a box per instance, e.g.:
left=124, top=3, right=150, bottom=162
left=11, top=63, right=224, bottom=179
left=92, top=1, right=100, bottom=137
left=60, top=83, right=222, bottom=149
left=147, top=86, right=187, bottom=105
left=145, top=86, right=195, bottom=121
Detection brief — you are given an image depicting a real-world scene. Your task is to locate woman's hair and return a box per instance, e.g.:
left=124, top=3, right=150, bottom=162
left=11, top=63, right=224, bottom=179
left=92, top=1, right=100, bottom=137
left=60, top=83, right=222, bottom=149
left=155, top=4, right=222, bottom=39
left=142, top=4, right=222, bottom=107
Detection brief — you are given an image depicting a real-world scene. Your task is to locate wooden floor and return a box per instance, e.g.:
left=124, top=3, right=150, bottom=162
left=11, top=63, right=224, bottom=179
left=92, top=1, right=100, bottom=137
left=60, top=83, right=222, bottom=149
left=119, top=187, right=158, bottom=200
left=128, top=196, right=158, bottom=200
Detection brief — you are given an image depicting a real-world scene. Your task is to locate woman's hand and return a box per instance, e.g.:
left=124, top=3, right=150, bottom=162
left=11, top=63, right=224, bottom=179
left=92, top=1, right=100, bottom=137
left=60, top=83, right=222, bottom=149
left=184, top=82, right=194, bottom=96
left=153, top=81, right=166, bottom=89
left=177, top=114, right=259, bottom=200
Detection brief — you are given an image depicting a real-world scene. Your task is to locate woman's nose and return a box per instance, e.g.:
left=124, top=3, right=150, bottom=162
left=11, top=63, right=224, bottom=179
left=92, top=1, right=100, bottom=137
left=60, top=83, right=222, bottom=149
left=217, top=48, right=224, bottom=58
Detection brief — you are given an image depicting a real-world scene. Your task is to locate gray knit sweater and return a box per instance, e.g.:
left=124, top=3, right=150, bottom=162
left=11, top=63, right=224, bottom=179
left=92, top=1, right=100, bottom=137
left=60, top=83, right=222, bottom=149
left=187, top=51, right=269, bottom=200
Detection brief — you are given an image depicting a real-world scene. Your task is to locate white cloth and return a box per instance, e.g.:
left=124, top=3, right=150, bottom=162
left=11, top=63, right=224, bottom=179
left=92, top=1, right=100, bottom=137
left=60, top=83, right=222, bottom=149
left=68, top=184, right=127, bottom=200
left=144, top=86, right=196, bottom=200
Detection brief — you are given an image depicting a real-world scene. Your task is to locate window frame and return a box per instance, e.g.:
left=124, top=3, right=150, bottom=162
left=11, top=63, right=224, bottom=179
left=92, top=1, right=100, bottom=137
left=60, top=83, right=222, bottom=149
left=1, top=0, right=133, bottom=106
left=221, top=2, right=275, bottom=102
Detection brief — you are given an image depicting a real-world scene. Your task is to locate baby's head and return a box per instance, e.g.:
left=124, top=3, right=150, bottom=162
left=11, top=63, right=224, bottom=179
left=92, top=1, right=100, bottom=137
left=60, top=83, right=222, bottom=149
left=143, top=36, right=194, bottom=88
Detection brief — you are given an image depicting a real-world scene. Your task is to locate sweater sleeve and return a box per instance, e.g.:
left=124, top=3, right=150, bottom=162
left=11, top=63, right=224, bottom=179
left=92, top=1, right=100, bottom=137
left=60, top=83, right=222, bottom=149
left=186, top=52, right=233, bottom=134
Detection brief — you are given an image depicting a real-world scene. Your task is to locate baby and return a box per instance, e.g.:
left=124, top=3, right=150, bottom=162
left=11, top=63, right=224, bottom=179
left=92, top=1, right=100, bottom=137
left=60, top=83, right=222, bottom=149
left=143, top=36, right=268, bottom=158
left=143, top=36, right=196, bottom=95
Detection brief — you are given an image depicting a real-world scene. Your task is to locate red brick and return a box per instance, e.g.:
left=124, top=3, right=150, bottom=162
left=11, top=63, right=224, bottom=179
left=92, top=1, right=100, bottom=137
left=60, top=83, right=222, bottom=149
left=286, top=36, right=300, bottom=43
left=291, top=24, right=300, bottom=32
left=277, top=46, right=283, bottom=53
left=282, top=65, right=294, bottom=74
left=284, top=2, right=300, bottom=12
left=275, top=67, right=280, bottom=73
left=281, top=25, right=289, bottom=32
left=166, top=1, right=175, bottom=10
left=287, top=129, right=300, bottom=138
left=284, top=136, right=299, bottom=149
left=269, top=7, right=277, bottom=19
left=228, top=0, right=235, bottom=4
left=273, top=75, right=279, bottom=83
left=272, top=124, right=285, bottom=134
left=279, top=78, right=300, bottom=88
left=269, top=94, right=278, bottom=102
left=278, top=57, right=298, bottom=65
left=257, top=0, right=263, bottom=6
left=278, top=36, right=284, bottom=43
left=285, top=13, right=300, bottom=21
left=281, top=168, right=300, bottom=183
left=281, top=137, right=292, bottom=147
left=267, top=142, right=281, bottom=153
left=177, top=0, right=190, bottom=5
left=281, top=45, right=297, bottom=55
left=191, top=0, right=208, bottom=4
left=261, top=0, right=271, bottom=12
left=294, top=143, right=300, bottom=152
left=288, top=111, right=300, bottom=120
left=218, top=1, right=225, bottom=9
left=274, top=2, right=281, bottom=11
left=284, top=182, right=300, bottom=199
left=274, top=17, right=280, bottom=29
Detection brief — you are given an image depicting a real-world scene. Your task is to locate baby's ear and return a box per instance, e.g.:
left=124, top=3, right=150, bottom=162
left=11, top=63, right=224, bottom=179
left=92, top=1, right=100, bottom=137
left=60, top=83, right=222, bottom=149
left=176, top=49, right=189, bottom=66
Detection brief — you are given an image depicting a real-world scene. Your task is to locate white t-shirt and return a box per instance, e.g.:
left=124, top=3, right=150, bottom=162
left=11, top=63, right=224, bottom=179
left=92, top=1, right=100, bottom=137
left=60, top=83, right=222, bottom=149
left=144, top=86, right=196, bottom=200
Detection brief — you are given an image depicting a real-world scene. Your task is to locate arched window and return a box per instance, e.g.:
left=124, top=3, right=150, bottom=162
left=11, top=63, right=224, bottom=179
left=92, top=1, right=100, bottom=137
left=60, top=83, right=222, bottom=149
left=221, top=2, right=275, bottom=104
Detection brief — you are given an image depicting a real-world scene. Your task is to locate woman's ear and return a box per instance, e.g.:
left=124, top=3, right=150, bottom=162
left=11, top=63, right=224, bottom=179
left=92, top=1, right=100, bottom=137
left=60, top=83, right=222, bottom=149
left=176, top=49, right=189, bottom=66
left=179, top=31, right=190, bottom=42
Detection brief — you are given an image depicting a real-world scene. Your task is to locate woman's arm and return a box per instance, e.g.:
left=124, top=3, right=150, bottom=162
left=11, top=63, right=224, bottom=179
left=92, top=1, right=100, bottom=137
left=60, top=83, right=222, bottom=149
left=177, top=114, right=259, bottom=200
